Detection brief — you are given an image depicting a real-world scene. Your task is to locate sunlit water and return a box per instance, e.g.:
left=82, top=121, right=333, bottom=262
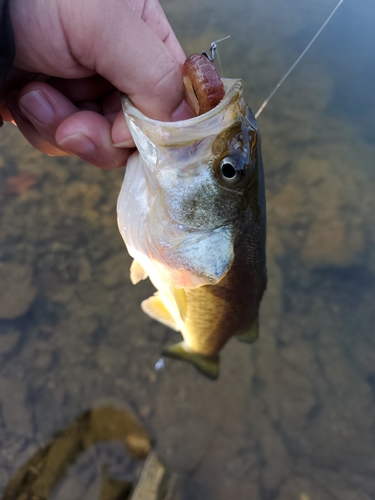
left=0, top=1, right=374, bottom=499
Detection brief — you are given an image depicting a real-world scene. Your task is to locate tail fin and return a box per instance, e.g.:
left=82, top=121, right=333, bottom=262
left=162, top=342, right=219, bottom=380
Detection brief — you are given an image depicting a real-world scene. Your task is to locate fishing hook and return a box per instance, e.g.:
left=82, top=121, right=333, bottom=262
left=201, top=35, right=230, bottom=62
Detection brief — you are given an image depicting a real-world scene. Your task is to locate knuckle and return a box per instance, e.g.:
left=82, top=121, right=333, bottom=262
left=151, top=53, right=182, bottom=101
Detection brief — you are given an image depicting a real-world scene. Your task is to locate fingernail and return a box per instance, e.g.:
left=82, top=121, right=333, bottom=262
left=113, top=139, right=135, bottom=148
left=19, top=90, right=54, bottom=125
left=58, top=133, right=96, bottom=157
left=171, top=100, right=195, bottom=121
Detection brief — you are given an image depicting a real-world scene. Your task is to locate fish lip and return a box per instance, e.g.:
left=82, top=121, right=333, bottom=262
left=121, top=78, right=243, bottom=128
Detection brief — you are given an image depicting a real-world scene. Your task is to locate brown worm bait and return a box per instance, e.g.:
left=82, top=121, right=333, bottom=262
left=183, top=53, right=225, bottom=115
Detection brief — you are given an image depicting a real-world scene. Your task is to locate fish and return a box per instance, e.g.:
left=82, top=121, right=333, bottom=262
left=117, top=59, right=267, bottom=380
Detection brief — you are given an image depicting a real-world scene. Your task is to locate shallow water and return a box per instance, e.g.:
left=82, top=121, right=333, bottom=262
left=1, top=0, right=375, bottom=499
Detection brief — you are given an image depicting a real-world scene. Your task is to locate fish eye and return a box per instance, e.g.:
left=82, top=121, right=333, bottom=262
left=217, top=157, right=245, bottom=186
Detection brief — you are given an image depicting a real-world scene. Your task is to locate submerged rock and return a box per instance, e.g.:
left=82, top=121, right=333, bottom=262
left=300, top=215, right=364, bottom=267
left=0, top=262, right=36, bottom=319
left=268, top=155, right=365, bottom=269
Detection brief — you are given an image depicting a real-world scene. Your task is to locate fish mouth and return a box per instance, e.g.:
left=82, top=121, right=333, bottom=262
left=121, top=79, right=244, bottom=148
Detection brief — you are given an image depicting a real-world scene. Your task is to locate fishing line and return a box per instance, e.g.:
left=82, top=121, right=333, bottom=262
left=216, top=48, right=224, bottom=77
left=255, top=0, right=345, bottom=118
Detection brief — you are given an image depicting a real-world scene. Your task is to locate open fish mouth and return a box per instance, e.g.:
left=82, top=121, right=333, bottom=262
left=121, top=79, right=244, bottom=148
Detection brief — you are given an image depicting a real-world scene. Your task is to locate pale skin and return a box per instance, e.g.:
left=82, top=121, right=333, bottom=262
left=0, top=0, right=192, bottom=169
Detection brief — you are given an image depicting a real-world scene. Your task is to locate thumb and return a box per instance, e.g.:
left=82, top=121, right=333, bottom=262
left=63, top=0, right=185, bottom=121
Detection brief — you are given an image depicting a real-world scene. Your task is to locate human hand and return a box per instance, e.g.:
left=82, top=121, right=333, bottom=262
left=0, top=0, right=190, bottom=169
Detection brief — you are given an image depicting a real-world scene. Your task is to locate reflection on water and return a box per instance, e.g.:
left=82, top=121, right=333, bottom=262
left=1, top=0, right=375, bottom=499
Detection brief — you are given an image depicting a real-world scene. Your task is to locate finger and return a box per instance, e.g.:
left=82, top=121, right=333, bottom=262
left=63, top=0, right=185, bottom=121
left=9, top=86, right=132, bottom=168
left=0, top=102, right=14, bottom=122
left=0, top=67, right=39, bottom=101
left=141, top=0, right=186, bottom=64
left=56, top=110, right=132, bottom=169
left=102, top=90, right=122, bottom=124
left=7, top=92, right=68, bottom=156
left=47, top=74, right=114, bottom=103
left=111, top=110, right=135, bottom=148
left=76, top=100, right=102, bottom=113
left=18, top=81, right=79, bottom=148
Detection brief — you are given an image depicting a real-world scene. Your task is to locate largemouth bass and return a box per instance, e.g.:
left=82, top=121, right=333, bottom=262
left=117, top=72, right=266, bottom=380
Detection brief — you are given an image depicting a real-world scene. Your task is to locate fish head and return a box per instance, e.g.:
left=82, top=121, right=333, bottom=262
left=118, top=79, right=262, bottom=289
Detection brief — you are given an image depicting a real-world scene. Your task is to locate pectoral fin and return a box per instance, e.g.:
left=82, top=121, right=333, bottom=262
left=141, top=295, right=178, bottom=331
left=130, top=260, right=148, bottom=285
left=236, top=317, right=259, bottom=344
left=162, top=342, right=219, bottom=380
left=169, top=286, right=187, bottom=322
